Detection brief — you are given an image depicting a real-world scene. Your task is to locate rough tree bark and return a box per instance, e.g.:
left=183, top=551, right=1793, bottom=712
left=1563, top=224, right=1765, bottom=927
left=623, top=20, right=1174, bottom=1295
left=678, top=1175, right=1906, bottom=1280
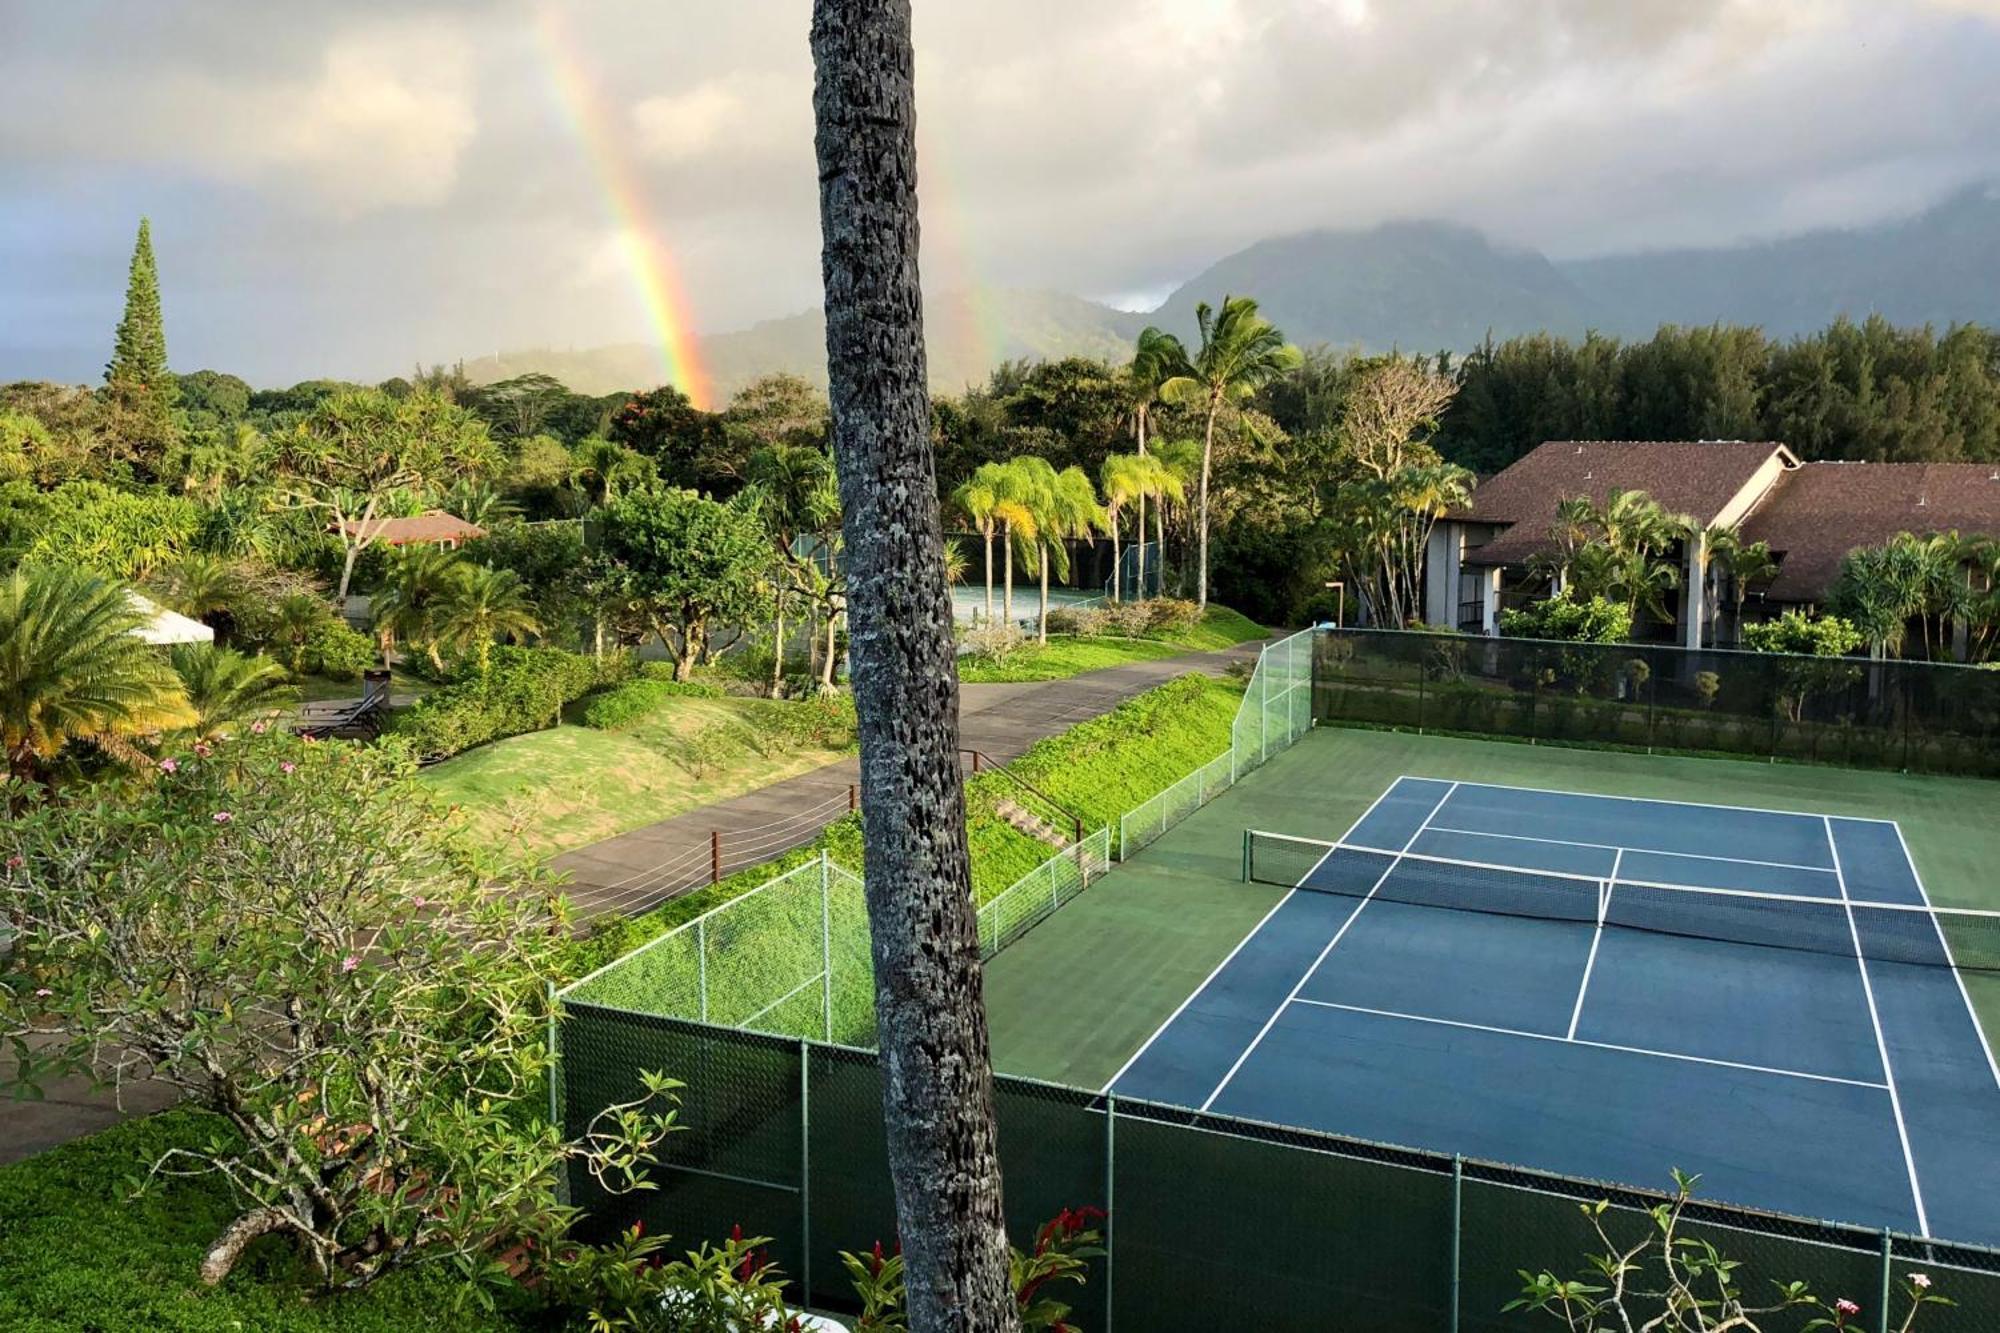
left=810, top=4, right=1020, bottom=1331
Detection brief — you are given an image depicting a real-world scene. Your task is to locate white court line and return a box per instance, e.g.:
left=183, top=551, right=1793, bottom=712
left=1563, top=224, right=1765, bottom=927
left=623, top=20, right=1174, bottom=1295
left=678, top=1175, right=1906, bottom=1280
left=1443, top=776, right=1843, bottom=830
left=1290, top=999, right=1891, bottom=1091
left=1097, top=775, right=1411, bottom=1094
left=1198, top=781, right=1461, bottom=1113
left=1887, top=818, right=2000, bottom=1091
left=1826, top=816, right=1931, bottom=1237
left=1422, top=823, right=1835, bottom=877
left=1567, top=848, right=1619, bottom=1042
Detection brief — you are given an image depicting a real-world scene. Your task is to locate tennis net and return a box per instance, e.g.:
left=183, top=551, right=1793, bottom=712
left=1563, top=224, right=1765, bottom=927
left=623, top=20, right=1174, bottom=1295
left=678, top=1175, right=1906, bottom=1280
left=1243, top=829, right=2000, bottom=972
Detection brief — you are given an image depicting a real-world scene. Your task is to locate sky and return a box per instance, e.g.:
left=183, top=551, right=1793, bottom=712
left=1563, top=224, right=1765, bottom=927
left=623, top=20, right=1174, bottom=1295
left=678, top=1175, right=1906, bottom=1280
left=2, top=0, right=1999, bottom=390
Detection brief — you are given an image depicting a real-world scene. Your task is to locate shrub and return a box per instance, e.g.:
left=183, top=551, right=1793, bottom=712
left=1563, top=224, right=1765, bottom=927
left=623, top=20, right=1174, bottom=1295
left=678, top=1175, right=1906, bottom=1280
left=1500, top=593, right=1632, bottom=643
left=1045, top=605, right=1106, bottom=636
left=390, top=644, right=600, bottom=760
left=1140, top=597, right=1201, bottom=635
left=303, top=618, right=376, bottom=680
left=962, top=622, right=1027, bottom=659
left=1742, top=609, right=1864, bottom=657
left=637, top=660, right=727, bottom=691
left=581, top=677, right=725, bottom=730
left=765, top=689, right=857, bottom=750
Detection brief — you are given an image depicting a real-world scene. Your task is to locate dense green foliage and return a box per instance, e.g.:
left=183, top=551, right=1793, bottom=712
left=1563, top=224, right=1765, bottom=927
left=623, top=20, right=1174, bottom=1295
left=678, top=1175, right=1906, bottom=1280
left=1499, top=593, right=1633, bottom=643
left=1742, top=609, right=1866, bottom=657
left=579, top=676, right=726, bottom=729
left=389, top=645, right=605, bottom=760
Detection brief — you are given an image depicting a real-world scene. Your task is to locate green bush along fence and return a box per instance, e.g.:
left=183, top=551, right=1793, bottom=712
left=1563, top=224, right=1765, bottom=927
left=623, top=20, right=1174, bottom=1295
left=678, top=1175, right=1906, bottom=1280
left=556, top=1012, right=2000, bottom=1332
left=1315, top=628, right=2000, bottom=778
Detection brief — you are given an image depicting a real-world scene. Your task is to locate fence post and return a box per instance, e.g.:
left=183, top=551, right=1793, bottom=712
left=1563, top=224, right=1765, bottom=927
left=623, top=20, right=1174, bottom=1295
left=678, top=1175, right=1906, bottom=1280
left=800, top=1039, right=813, bottom=1303
left=1449, top=1155, right=1463, bottom=1333
left=819, top=853, right=834, bottom=1044
left=1260, top=646, right=1272, bottom=765
left=1241, top=828, right=1251, bottom=883
left=711, top=829, right=722, bottom=884
left=697, top=919, right=709, bottom=1022
left=1104, top=1092, right=1117, bottom=1333
left=1878, top=1230, right=1892, bottom=1333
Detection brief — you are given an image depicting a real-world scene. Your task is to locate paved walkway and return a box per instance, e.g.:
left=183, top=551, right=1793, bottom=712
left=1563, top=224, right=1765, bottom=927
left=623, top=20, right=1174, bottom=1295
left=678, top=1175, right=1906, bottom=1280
left=552, top=641, right=1263, bottom=918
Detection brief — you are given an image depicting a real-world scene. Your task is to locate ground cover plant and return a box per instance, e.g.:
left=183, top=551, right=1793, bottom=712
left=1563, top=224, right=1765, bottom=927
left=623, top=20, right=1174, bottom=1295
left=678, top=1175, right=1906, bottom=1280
left=955, top=601, right=1262, bottom=683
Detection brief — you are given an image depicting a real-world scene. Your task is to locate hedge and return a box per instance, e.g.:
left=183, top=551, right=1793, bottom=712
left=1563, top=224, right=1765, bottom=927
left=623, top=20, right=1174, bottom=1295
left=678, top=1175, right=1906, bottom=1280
left=580, top=677, right=724, bottom=730
left=389, top=646, right=603, bottom=761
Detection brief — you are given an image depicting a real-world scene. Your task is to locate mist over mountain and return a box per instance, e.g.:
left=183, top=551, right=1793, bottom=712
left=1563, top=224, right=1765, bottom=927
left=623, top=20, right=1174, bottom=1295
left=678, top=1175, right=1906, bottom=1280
left=466, top=187, right=2000, bottom=399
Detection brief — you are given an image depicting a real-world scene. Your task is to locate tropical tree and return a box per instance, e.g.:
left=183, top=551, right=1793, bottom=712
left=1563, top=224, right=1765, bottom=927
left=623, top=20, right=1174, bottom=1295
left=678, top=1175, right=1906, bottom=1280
left=1029, top=466, right=1106, bottom=641
left=952, top=461, right=1012, bottom=622
left=747, top=443, right=839, bottom=695
left=977, top=459, right=1041, bottom=627
left=1704, top=526, right=1780, bottom=645
left=0, top=565, right=191, bottom=784
left=1151, top=441, right=1197, bottom=594
left=1150, top=296, right=1302, bottom=607
left=432, top=565, right=540, bottom=676
left=599, top=488, right=773, bottom=681
left=168, top=643, right=297, bottom=740
left=942, top=538, right=970, bottom=586
left=1327, top=462, right=1474, bottom=628
left=370, top=546, right=465, bottom=671
left=269, top=592, right=327, bottom=675
left=1099, top=453, right=1147, bottom=602
left=1126, top=326, right=1176, bottom=459
left=812, top=1, right=1019, bottom=1323
left=150, top=553, right=248, bottom=642
left=1828, top=532, right=1965, bottom=661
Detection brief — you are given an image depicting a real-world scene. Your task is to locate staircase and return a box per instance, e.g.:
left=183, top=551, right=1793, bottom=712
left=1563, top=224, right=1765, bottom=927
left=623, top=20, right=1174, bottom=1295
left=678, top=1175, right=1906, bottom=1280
left=996, top=798, right=1072, bottom=851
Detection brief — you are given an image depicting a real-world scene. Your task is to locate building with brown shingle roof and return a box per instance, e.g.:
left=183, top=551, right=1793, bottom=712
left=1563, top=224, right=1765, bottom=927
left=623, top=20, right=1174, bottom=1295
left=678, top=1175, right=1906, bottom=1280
left=1423, top=442, right=2000, bottom=648
left=332, top=511, right=486, bottom=550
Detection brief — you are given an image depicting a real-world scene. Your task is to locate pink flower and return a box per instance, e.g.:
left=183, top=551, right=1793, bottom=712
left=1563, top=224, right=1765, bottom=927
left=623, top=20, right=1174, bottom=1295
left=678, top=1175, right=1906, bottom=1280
left=1837, top=1299, right=1861, bottom=1316
left=193, top=742, right=211, bottom=758
left=33, top=988, right=52, bottom=998
left=250, top=721, right=267, bottom=735
left=341, top=955, right=359, bottom=973
left=212, top=811, right=232, bottom=825
left=1910, top=1274, right=1931, bottom=1290
left=5, top=855, right=22, bottom=870
left=411, top=896, right=427, bottom=909
left=280, top=762, right=296, bottom=775
left=158, top=758, right=178, bottom=773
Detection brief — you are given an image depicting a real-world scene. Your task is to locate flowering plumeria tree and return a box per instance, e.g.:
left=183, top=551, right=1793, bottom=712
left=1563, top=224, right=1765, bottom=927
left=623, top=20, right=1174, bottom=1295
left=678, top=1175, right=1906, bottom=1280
left=0, top=728, right=677, bottom=1293
left=1509, top=1170, right=1953, bottom=1332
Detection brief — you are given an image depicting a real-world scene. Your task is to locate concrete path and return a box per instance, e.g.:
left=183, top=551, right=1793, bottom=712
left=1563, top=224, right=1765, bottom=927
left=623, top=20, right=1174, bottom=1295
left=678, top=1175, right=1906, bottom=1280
left=552, top=641, right=1263, bottom=918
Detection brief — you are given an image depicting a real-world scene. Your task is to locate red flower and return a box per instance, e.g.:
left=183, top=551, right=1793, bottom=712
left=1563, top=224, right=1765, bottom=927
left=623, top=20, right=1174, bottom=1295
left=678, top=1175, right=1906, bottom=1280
left=871, top=1239, right=885, bottom=1276
left=631, top=1219, right=644, bottom=1237
left=731, top=1223, right=744, bottom=1242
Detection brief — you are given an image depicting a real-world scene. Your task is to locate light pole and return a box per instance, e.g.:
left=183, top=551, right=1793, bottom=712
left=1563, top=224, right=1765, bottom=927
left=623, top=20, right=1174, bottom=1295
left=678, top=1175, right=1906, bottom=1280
left=1324, top=580, right=1344, bottom=628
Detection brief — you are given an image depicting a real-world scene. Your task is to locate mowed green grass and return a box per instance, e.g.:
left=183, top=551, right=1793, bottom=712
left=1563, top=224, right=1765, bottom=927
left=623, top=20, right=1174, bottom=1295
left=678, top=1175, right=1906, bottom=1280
left=419, top=696, right=850, bottom=858
left=956, top=605, right=1266, bottom=683
left=984, top=725, right=2000, bottom=1087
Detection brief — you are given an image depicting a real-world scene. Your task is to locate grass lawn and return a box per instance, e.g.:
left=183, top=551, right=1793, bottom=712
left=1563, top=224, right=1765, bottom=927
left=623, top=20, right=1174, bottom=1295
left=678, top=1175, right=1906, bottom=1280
left=419, top=696, right=852, bottom=858
left=984, top=724, right=2000, bottom=1088
left=956, top=604, right=1266, bottom=683
left=0, top=1110, right=511, bottom=1333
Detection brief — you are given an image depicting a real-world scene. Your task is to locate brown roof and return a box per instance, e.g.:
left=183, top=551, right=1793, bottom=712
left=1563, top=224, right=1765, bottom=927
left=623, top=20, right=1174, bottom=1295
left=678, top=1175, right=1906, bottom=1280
left=334, top=512, right=486, bottom=545
left=1458, top=440, right=1790, bottom=568
left=1740, top=462, right=2000, bottom=603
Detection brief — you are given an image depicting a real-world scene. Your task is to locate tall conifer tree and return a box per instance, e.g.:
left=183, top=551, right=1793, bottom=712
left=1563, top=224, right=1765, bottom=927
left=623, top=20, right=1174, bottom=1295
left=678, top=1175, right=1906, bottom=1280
left=104, top=217, right=178, bottom=470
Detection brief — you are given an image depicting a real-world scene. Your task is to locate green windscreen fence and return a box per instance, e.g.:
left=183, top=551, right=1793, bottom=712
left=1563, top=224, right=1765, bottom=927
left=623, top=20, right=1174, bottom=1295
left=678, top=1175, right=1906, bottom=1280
left=557, top=1011, right=2000, bottom=1331
left=1314, top=627, right=2000, bottom=778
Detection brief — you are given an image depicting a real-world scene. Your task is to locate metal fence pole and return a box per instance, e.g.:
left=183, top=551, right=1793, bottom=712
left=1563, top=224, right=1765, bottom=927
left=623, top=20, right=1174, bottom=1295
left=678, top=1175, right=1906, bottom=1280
left=1878, top=1230, right=1892, bottom=1333
left=1260, top=646, right=1272, bottom=765
left=819, top=853, right=834, bottom=1043
left=1241, top=828, right=1251, bottom=883
left=1449, top=1155, right=1463, bottom=1333
left=800, top=1039, right=813, bottom=1303
left=697, top=919, right=709, bottom=1023
left=1103, top=1092, right=1117, bottom=1332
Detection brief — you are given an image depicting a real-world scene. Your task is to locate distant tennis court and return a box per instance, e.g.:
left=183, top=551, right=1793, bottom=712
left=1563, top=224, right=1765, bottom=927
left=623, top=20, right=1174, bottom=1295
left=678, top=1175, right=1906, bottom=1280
left=1106, top=775, right=2000, bottom=1244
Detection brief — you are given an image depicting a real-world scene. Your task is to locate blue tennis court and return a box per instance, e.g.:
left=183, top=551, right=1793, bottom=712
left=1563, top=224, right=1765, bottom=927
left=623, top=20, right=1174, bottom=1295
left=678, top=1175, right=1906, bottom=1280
left=1106, top=775, right=2000, bottom=1244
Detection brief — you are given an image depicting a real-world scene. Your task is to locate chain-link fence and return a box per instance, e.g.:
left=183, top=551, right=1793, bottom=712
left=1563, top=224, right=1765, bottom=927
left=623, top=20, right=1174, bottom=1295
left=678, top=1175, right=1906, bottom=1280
left=556, top=1011, right=2000, bottom=1331
left=1118, top=748, right=1235, bottom=859
left=1314, top=627, right=2000, bottom=778
left=975, top=827, right=1112, bottom=957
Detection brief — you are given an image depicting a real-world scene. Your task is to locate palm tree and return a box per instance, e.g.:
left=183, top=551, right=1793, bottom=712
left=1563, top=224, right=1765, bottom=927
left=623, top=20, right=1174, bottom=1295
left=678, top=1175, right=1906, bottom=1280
left=370, top=546, right=464, bottom=671
left=1152, top=296, right=1302, bottom=607
left=0, top=565, right=191, bottom=785
left=151, top=553, right=247, bottom=643
left=987, top=459, right=1042, bottom=627
left=749, top=443, right=839, bottom=695
left=941, top=538, right=969, bottom=587
left=1705, top=526, right=1780, bottom=645
left=1152, top=439, right=1199, bottom=594
left=811, top=1, right=1017, bottom=1318
left=1029, top=466, right=1106, bottom=642
left=437, top=478, right=518, bottom=529
left=1099, top=454, right=1147, bottom=602
left=432, top=565, right=539, bottom=676
left=1127, top=326, right=1176, bottom=457
left=951, top=462, right=1010, bottom=622
left=169, top=644, right=297, bottom=740
left=270, top=592, right=326, bottom=675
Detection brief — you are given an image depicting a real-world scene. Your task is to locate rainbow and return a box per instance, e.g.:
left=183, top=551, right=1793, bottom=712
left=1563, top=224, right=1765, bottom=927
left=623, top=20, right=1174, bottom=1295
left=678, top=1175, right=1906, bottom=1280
left=534, top=7, right=714, bottom=408
left=916, top=123, right=1006, bottom=386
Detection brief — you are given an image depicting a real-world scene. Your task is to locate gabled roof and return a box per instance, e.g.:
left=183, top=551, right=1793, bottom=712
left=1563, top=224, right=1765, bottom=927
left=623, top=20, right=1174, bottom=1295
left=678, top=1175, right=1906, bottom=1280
left=334, top=511, right=486, bottom=545
left=1457, top=440, right=1793, bottom=568
left=127, top=592, right=214, bottom=645
left=1740, top=462, right=2000, bottom=603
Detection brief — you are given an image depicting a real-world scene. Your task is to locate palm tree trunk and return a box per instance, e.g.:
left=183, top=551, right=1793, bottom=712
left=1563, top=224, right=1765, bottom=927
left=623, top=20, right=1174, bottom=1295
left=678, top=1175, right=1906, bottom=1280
left=821, top=605, right=839, bottom=690
left=811, top=5, right=1018, bottom=1328
left=1134, top=493, right=1147, bottom=599
left=1037, top=546, right=1049, bottom=643
left=1108, top=509, right=1122, bottom=602
left=1156, top=495, right=1166, bottom=596
left=1001, top=524, right=1014, bottom=626
left=982, top=527, right=994, bottom=624
left=1197, top=397, right=1217, bottom=609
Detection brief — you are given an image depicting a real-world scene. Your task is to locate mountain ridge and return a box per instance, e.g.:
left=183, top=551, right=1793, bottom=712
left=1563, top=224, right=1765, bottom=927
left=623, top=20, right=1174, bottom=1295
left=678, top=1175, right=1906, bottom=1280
left=462, top=185, right=2000, bottom=400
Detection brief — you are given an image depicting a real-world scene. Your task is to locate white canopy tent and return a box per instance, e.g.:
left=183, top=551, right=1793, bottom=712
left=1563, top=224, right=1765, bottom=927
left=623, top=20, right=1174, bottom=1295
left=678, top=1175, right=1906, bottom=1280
left=126, top=592, right=214, bottom=645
